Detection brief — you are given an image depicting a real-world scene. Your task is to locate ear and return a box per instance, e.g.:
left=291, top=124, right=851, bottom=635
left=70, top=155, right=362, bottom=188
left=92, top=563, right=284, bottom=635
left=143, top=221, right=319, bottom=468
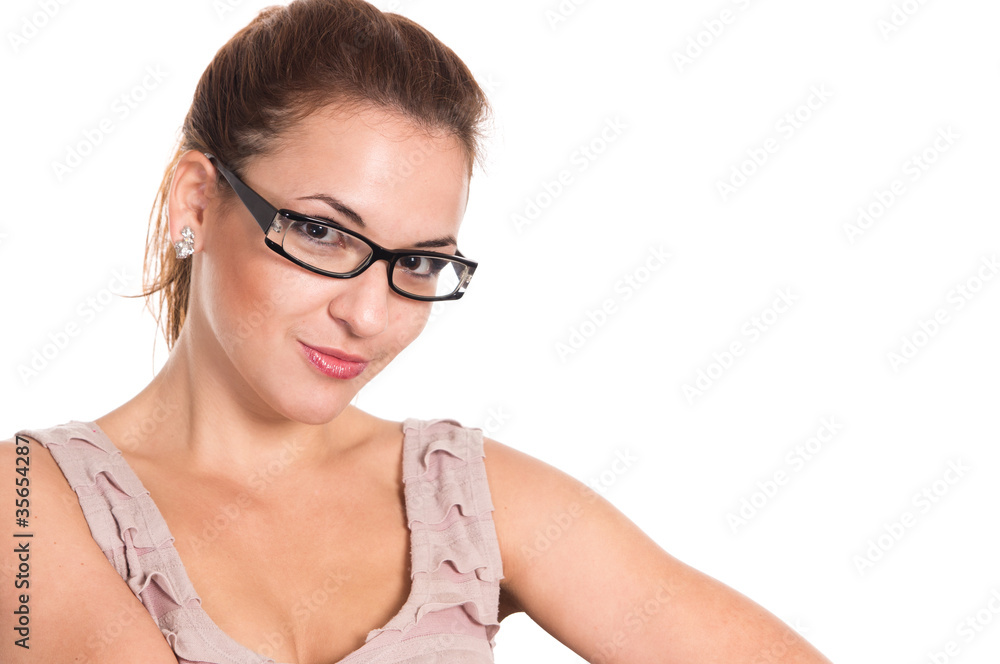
left=167, top=150, right=224, bottom=256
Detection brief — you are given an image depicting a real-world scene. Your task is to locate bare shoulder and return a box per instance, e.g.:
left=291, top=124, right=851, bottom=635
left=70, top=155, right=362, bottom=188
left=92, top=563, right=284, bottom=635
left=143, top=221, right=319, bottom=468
left=480, top=436, right=600, bottom=519
left=0, top=436, right=177, bottom=663
left=479, top=436, right=630, bottom=590
left=480, top=435, right=676, bottom=628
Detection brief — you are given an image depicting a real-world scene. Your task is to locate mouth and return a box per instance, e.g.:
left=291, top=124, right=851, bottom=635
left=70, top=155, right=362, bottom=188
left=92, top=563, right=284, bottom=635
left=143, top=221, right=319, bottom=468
left=299, top=341, right=368, bottom=380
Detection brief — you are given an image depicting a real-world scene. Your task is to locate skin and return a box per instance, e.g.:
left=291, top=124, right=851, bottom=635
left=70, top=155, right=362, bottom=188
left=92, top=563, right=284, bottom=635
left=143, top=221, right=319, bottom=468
left=146, top=103, right=467, bottom=472
left=0, top=103, right=834, bottom=663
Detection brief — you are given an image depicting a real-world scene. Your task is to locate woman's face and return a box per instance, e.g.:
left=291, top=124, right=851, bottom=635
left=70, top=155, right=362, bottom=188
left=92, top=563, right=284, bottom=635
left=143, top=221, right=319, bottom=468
left=182, top=104, right=470, bottom=425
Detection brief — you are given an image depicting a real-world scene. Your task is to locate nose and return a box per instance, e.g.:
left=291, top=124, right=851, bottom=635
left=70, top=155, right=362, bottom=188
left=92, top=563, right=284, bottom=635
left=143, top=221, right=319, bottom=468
left=327, top=259, right=390, bottom=337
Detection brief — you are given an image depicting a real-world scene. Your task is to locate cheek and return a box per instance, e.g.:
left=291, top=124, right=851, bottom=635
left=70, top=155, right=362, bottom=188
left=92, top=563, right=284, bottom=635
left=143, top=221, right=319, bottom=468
left=199, top=233, right=292, bottom=352
left=385, top=302, right=432, bottom=353
left=196, top=219, right=431, bottom=377
left=361, top=302, right=431, bottom=376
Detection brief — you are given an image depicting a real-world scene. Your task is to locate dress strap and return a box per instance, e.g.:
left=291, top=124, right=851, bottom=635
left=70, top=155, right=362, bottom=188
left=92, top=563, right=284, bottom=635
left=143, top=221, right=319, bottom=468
left=17, top=421, right=276, bottom=664
left=366, top=418, right=504, bottom=647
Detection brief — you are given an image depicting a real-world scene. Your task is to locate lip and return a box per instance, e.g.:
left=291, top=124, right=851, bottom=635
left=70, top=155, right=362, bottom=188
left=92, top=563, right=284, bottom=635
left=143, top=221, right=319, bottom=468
left=299, top=341, right=368, bottom=379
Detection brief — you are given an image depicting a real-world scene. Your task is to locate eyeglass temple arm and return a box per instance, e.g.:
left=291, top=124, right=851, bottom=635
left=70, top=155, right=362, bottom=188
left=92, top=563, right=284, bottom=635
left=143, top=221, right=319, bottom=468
left=203, top=152, right=277, bottom=234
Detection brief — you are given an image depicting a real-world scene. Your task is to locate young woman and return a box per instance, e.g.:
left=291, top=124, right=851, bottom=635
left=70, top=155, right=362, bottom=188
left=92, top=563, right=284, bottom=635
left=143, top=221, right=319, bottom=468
left=3, top=1, right=833, bottom=662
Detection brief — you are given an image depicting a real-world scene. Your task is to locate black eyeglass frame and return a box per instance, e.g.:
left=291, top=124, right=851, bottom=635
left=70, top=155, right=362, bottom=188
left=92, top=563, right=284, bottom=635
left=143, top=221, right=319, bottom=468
left=203, top=152, right=477, bottom=302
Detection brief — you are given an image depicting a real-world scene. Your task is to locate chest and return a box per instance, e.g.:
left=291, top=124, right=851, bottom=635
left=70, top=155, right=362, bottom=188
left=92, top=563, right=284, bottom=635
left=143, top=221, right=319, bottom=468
left=138, top=462, right=414, bottom=664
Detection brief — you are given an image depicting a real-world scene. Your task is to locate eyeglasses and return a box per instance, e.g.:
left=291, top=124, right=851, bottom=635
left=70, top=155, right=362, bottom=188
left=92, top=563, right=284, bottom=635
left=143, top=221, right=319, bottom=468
left=203, top=152, right=477, bottom=301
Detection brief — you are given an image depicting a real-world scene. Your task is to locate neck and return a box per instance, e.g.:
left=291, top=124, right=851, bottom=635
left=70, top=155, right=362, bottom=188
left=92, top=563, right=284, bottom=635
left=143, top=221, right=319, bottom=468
left=97, top=326, right=371, bottom=485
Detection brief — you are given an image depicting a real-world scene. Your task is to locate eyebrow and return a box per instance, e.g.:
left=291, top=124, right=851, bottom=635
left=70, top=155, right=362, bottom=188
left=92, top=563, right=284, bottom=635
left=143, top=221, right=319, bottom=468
left=297, top=194, right=458, bottom=250
left=411, top=236, right=459, bottom=249
left=298, top=194, right=364, bottom=226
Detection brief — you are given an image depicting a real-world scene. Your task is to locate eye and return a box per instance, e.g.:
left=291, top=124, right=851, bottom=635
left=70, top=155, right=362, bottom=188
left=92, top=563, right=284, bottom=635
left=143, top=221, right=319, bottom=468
left=398, top=255, right=443, bottom=277
left=306, top=223, right=326, bottom=238
left=291, top=220, right=348, bottom=247
left=304, top=222, right=331, bottom=241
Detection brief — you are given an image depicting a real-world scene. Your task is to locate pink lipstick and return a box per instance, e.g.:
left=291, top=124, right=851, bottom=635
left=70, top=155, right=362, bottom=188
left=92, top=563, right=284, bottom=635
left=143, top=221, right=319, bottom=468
left=299, top=342, right=368, bottom=379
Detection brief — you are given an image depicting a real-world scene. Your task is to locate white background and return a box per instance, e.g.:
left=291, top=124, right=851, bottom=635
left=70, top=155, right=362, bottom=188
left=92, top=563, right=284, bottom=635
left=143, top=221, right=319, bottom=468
left=3, top=1, right=1000, bottom=663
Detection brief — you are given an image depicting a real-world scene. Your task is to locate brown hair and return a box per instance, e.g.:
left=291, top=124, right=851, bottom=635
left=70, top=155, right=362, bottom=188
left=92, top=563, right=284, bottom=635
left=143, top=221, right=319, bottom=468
left=141, top=0, right=491, bottom=349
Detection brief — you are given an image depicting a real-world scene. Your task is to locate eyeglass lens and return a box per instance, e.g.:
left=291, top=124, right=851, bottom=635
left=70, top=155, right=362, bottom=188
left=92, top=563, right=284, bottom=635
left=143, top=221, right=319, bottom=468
left=274, top=217, right=469, bottom=299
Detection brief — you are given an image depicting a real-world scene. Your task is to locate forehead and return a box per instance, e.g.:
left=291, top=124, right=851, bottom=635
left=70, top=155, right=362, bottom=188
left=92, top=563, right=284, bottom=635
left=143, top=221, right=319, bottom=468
left=246, top=103, right=471, bottom=243
left=272, top=103, right=468, bottom=186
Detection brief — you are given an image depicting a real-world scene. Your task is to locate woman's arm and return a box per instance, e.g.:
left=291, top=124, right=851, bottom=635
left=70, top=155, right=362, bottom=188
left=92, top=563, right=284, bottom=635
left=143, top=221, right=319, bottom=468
left=0, top=438, right=179, bottom=664
left=483, top=437, right=833, bottom=664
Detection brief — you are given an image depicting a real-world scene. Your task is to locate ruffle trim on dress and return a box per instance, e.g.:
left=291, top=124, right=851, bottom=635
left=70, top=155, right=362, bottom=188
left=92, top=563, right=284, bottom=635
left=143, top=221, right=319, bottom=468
left=18, top=417, right=503, bottom=662
left=364, top=419, right=504, bottom=648
left=19, top=421, right=279, bottom=664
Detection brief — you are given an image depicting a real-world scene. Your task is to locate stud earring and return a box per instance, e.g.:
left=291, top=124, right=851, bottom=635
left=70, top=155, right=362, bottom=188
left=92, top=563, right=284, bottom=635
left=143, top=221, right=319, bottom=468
left=174, top=226, right=195, bottom=259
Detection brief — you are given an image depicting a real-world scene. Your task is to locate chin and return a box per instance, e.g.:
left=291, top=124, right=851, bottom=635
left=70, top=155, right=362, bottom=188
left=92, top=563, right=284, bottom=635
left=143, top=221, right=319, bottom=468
left=235, top=355, right=359, bottom=426
left=243, top=340, right=396, bottom=424
left=272, top=390, right=356, bottom=426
